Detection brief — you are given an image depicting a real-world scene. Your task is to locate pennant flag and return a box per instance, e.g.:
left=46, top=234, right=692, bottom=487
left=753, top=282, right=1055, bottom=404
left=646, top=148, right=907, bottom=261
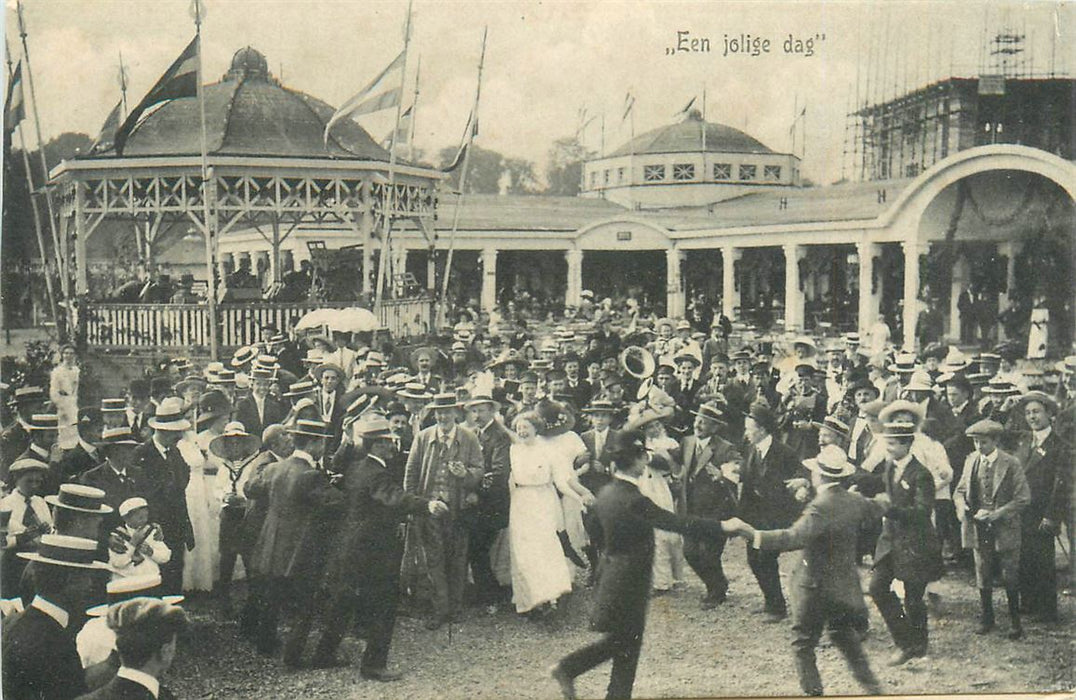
left=677, top=96, right=697, bottom=118
left=90, top=101, right=123, bottom=154
left=324, top=50, right=405, bottom=144
left=621, top=92, right=635, bottom=123
left=114, top=35, right=199, bottom=155
left=443, top=109, right=478, bottom=173
left=380, top=104, right=413, bottom=152
left=4, top=60, right=25, bottom=134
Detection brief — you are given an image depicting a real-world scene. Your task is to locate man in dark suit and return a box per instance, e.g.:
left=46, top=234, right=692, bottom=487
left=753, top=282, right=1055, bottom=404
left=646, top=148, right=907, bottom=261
left=563, top=354, right=593, bottom=409
left=940, top=374, right=979, bottom=560
left=1014, top=392, right=1071, bottom=623
left=13, top=413, right=62, bottom=495
left=464, top=393, right=512, bottom=606
left=81, top=427, right=145, bottom=532
left=247, top=418, right=343, bottom=665
left=313, top=364, right=346, bottom=451
left=550, top=430, right=728, bottom=700
left=739, top=401, right=805, bottom=621
left=124, top=380, right=153, bottom=443
left=0, top=386, right=46, bottom=483
left=865, top=419, right=943, bottom=666
left=3, top=534, right=108, bottom=700
left=678, top=401, right=742, bottom=608
left=132, top=399, right=194, bottom=595
left=724, top=445, right=889, bottom=697
left=234, top=367, right=288, bottom=436
left=312, top=417, right=448, bottom=680
left=77, top=597, right=189, bottom=700
left=576, top=400, right=620, bottom=580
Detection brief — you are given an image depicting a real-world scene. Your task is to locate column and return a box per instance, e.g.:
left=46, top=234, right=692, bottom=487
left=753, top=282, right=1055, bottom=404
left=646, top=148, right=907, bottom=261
left=856, top=242, right=881, bottom=334
left=783, top=243, right=805, bottom=331
left=996, top=241, right=1018, bottom=340
left=948, top=253, right=969, bottom=340
left=901, top=240, right=923, bottom=351
left=565, top=249, right=583, bottom=309
left=721, top=246, right=741, bottom=319
left=218, top=252, right=233, bottom=282
left=480, top=247, right=498, bottom=312
left=666, top=248, right=685, bottom=318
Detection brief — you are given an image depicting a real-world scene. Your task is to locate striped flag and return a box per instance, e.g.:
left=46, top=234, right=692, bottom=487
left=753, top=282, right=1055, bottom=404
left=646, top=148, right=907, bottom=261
left=621, top=92, right=635, bottom=123
left=380, top=104, right=413, bottom=153
left=114, top=35, right=199, bottom=155
left=324, top=50, right=405, bottom=144
left=4, top=60, right=25, bottom=134
left=443, top=108, right=478, bottom=173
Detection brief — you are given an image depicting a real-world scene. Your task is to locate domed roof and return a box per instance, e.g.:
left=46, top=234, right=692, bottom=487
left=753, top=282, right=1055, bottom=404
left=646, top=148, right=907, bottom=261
left=608, top=110, right=774, bottom=158
left=87, top=47, right=390, bottom=162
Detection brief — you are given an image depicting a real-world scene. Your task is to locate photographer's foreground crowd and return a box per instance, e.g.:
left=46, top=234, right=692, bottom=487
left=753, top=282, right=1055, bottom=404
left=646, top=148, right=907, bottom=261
left=0, top=312, right=1072, bottom=699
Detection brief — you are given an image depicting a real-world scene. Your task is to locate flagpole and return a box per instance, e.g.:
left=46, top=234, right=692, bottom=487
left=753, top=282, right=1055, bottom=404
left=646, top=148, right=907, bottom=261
left=375, top=0, right=413, bottom=312
left=439, top=26, right=486, bottom=327
left=17, top=0, right=67, bottom=339
left=600, top=113, right=605, bottom=158
left=408, top=56, right=420, bottom=163
left=192, top=0, right=219, bottom=360
left=701, top=85, right=707, bottom=152
left=5, top=44, right=60, bottom=332
left=118, top=51, right=128, bottom=119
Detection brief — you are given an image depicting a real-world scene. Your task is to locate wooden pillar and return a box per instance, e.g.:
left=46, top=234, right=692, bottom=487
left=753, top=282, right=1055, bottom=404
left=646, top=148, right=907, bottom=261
left=783, top=243, right=804, bottom=331
left=902, top=240, right=923, bottom=351
left=270, top=215, right=283, bottom=284
left=480, top=247, right=498, bottom=312
left=996, top=241, right=1018, bottom=341
left=948, top=252, right=969, bottom=340
left=722, top=246, right=741, bottom=319
left=565, top=249, right=583, bottom=309
left=857, top=241, right=881, bottom=334
left=666, top=247, right=685, bottom=318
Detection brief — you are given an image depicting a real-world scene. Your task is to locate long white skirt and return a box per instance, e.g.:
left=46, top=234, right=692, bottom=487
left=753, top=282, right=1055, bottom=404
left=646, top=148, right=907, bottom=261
left=509, top=482, right=572, bottom=613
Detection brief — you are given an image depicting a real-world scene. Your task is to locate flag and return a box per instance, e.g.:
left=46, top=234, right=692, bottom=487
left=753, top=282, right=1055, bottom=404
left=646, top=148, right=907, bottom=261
left=380, top=104, right=413, bottom=152
left=677, top=96, right=697, bottom=118
left=90, top=101, right=123, bottom=154
left=4, top=60, right=25, bottom=134
left=621, top=92, right=635, bottom=122
left=788, top=105, right=807, bottom=134
left=114, top=35, right=199, bottom=155
left=324, top=50, right=405, bottom=144
left=443, top=108, right=478, bottom=173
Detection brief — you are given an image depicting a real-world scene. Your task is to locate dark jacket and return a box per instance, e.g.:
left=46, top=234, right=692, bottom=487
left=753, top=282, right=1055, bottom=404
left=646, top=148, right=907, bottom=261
left=248, top=451, right=343, bottom=579
left=589, top=477, right=726, bottom=636
left=234, top=395, right=288, bottom=437
left=323, top=453, right=430, bottom=592
left=758, top=484, right=887, bottom=615
left=238, top=450, right=283, bottom=560
left=0, top=422, right=31, bottom=482
left=1013, top=431, right=1071, bottom=530
left=2, top=605, right=88, bottom=700
left=76, top=675, right=176, bottom=700
left=943, top=400, right=980, bottom=482
left=873, top=456, right=943, bottom=583
left=80, top=462, right=146, bottom=531
left=578, top=427, right=620, bottom=495
left=739, top=437, right=805, bottom=529
left=132, top=441, right=192, bottom=549
left=474, top=419, right=512, bottom=529
left=679, top=433, right=742, bottom=518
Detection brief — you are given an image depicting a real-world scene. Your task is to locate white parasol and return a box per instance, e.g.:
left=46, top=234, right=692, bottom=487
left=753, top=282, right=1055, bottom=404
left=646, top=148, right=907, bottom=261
left=294, top=307, right=379, bottom=334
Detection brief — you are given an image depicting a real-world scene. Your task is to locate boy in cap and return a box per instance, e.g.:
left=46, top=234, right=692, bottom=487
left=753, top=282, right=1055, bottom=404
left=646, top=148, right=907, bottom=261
left=108, top=498, right=172, bottom=581
left=1, top=459, right=54, bottom=596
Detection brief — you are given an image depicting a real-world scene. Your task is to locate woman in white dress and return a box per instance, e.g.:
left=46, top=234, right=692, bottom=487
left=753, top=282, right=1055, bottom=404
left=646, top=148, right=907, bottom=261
left=49, top=345, right=80, bottom=449
left=633, top=411, right=687, bottom=593
left=508, top=412, right=587, bottom=616
left=180, top=395, right=230, bottom=592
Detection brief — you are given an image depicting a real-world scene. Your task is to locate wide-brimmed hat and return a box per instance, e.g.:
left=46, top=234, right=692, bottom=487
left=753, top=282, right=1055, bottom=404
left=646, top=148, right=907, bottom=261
left=100, top=397, right=128, bottom=413
left=8, top=458, right=49, bottom=478
left=118, top=497, right=149, bottom=518
left=194, top=390, right=232, bottom=430
left=148, top=397, right=192, bottom=431
left=312, top=362, right=345, bottom=382
left=791, top=335, right=817, bottom=350
left=903, top=372, right=934, bottom=393
left=655, top=318, right=675, bottom=332
left=353, top=415, right=395, bottom=441
left=1017, top=390, right=1059, bottom=415
left=804, top=444, right=856, bottom=479
left=26, top=413, right=59, bottom=431
left=691, top=401, right=728, bottom=425
left=18, top=534, right=108, bottom=570
left=888, top=353, right=919, bottom=374
left=744, top=401, right=778, bottom=434
left=981, top=377, right=1020, bottom=396
left=811, top=415, right=850, bottom=439
left=46, top=483, right=113, bottom=515
left=878, top=399, right=925, bottom=427
left=536, top=399, right=574, bottom=436
left=965, top=419, right=1005, bottom=438
left=463, top=393, right=499, bottom=409
left=428, top=393, right=461, bottom=410
left=673, top=350, right=702, bottom=367
left=305, top=333, right=336, bottom=351
left=287, top=418, right=333, bottom=439
left=209, top=422, right=261, bottom=462
left=675, top=319, right=692, bottom=331
left=174, top=374, right=208, bottom=395
left=86, top=574, right=184, bottom=617
left=343, top=393, right=379, bottom=422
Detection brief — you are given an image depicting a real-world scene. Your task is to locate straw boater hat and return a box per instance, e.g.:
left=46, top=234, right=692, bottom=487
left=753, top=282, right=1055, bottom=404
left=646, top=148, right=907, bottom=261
left=880, top=420, right=917, bottom=438
left=878, top=399, right=926, bottom=427
left=26, top=413, right=59, bottom=431
left=18, top=534, right=109, bottom=570
left=86, top=574, right=184, bottom=617
left=811, top=415, right=850, bottom=440
left=428, top=393, right=461, bottom=411
left=1016, top=390, right=1059, bottom=415
left=691, top=401, right=728, bottom=425
left=147, top=397, right=192, bottom=431
left=208, top=369, right=236, bottom=386
left=463, top=392, right=499, bottom=409
left=903, top=372, right=934, bottom=393
left=343, top=393, right=378, bottom=423
left=7, top=458, right=49, bottom=479
left=12, top=386, right=46, bottom=406
left=582, top=399, right=618, bottom=414
left=980, top=377, right=1020, bottom=396
left=888, top=353, right=919, bottom=374
left=804, top=444, right=857, bottom=479
left=287, top=418, right=334, bottom=439
left=353, top=415, right=395, bottom=441
left=397, top=382, right=433, bottom=401
left=283, top=379, right=318, bottom=399
left=46, top=483, right=112, bottom=515
left=100, top=398, right=128, bottom=413
left=209, top=422, right=262, bottom=462
left=174, top=374, right=208, bottom=396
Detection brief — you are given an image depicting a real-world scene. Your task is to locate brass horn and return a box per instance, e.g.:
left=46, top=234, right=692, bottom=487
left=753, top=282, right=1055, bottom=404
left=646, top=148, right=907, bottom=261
left=619, top=345, right=655, bottom=381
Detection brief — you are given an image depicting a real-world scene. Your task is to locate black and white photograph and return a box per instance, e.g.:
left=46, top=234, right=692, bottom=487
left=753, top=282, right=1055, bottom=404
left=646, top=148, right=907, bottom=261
left=0, top=1, right=1073, bottom=698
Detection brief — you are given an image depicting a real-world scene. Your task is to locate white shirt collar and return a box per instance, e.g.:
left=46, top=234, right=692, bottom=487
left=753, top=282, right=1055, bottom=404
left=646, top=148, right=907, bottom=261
left=116, top=667, right=160, bottom=698
left=951, top=400, right=968, bottom=415
left=292, top=450, right=317, bottom=468
left=756, top=435, right=773, bottom=458
left=438, top=424, right=457, bottom=442
left=479, top=419, right=496, bottom=433
left=31, top=595, right=69, bottom=629
left=696, top=434, right=711, bottom=448
left=613, top=472, right=640, bottom=487
left=1033, top=426, right=1052, bottom=443
left=892, top=453, right=914, bottom=469
left=108, top=459, right=127, bottom=477
left=152, top=437, right=169, bottom=459
left=978, top=449, right=997, bottom=466
left=368, top=453, right=388, bottom=469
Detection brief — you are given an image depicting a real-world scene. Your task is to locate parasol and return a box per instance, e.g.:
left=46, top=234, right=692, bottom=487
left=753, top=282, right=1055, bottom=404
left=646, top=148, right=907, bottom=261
left=294, top=307, right=379, bottom=334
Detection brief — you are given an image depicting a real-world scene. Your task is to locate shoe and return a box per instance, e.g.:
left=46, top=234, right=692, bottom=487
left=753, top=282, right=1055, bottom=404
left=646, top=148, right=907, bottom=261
left=550, top=663, right=577, bottom=700
left=762, top=609, right=787, bottom=624
left=886, top=648, right=924, bottom=667
left=700, top=594, right=726, bottom=610
left=1007, top=625, right=1023, bottom=640
left=310, top=655, right=350, bottom=669
left=361, top=668, right=404, bottom=682
left=425, top=615, right=450, bottom=631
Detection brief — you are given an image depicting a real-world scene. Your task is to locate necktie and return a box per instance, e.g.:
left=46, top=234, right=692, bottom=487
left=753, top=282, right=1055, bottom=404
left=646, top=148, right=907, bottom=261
left=22, top=495, right=39, bottom=529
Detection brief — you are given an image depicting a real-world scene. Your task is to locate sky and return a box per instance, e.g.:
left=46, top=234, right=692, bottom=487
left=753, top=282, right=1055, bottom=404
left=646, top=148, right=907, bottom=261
left=3, top=0, right=1072, bottom=185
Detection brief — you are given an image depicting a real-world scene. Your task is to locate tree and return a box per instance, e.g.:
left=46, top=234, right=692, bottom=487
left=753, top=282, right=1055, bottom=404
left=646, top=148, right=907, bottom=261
left=436, top=144, right=538, bottom=195
left=545, top=137, right=594, bottom=196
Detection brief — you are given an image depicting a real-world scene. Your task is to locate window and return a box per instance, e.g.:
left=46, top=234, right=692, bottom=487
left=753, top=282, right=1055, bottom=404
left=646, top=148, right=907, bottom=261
left=589, top=171, right=598, bottom=188
left=763, top=165, right=782, bottom=181
left=643, top=164, right=666, bottom=182
left=672, top=163, right=695, bottom=181
left=739, top=164, right=757, bottom=181
left=618, top=167, right=626, bottom=183
left=713, top=163, right=732, bottom=180
left=603, top=169, right=611, bottom=185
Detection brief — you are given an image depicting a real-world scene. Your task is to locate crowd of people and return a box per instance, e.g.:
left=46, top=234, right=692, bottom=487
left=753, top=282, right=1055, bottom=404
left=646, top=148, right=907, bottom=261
left=0, top=309, right=1072, bottom=699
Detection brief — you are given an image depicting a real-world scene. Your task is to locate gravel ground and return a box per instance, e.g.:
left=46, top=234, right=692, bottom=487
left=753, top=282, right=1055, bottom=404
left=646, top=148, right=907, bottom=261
left=170, top=551, right=1073, bottom=699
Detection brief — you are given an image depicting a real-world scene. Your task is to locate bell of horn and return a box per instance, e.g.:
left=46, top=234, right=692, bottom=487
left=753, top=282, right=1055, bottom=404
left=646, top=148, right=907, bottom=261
left=619, top=345, right=655, bottom=380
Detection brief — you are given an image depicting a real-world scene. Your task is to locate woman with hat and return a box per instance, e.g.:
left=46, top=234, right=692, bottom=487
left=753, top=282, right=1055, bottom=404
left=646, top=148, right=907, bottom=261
left=49, top=344, right=81, bottom=450
left=536, top=399, right=595, bottom=570
left=0, top=459, right=54, bottom=597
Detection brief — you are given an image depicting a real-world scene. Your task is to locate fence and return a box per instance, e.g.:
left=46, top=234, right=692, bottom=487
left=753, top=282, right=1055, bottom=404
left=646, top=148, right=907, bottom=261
left=84, top=297, right=433, bottom=351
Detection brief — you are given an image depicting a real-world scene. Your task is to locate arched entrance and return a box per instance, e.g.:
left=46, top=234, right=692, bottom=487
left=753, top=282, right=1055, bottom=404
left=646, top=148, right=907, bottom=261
left=574, top=219, right=678, bottom=316
left=582, top=250, right=666, bottom=314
